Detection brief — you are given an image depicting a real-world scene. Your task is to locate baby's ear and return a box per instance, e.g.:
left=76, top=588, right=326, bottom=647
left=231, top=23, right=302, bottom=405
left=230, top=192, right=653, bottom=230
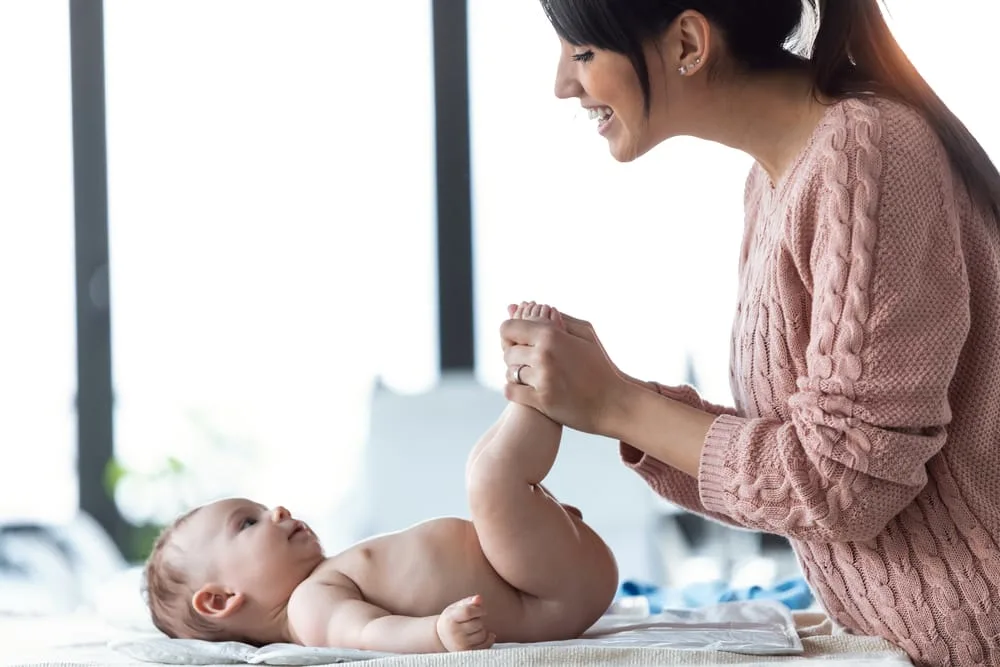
left=192, top=585, right=245, bottom=619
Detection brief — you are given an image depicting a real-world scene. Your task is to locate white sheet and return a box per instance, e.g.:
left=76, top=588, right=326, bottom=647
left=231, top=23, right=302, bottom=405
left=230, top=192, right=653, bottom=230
left=108, top=601, right=803, bottom=664
left=1, top=606, right=914, bottom=667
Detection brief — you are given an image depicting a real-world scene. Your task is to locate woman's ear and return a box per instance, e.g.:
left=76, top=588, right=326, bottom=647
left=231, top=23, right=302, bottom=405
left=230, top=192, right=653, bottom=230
left=192, top=585, right=245, bottom=619
left=673, top=10, right=712, bottom=73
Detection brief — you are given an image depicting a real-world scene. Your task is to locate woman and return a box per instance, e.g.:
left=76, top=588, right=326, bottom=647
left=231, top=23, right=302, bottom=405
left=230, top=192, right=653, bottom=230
left=499, top=1, right=1000, bottom=666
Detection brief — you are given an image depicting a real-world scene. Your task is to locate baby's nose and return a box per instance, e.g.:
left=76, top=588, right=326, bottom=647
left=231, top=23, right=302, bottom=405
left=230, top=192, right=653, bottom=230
left=272, top=506, right=291, bottom=523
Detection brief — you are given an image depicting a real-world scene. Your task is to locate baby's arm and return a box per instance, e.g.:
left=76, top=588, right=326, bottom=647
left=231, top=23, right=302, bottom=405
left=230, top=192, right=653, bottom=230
left=289, top=580, right=440, bottom=653
left=289, top=580, right=493, bottom=653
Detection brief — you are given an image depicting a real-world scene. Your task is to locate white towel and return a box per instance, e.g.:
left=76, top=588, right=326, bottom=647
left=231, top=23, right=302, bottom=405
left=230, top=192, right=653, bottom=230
left=109, top=601, right=805, bottom=665
left=1, top=605, right=914, bottom=667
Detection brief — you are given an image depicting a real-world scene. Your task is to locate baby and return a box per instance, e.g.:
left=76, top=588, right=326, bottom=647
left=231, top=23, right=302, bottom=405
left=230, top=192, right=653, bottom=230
left=143, top=303, right=619, bottom=653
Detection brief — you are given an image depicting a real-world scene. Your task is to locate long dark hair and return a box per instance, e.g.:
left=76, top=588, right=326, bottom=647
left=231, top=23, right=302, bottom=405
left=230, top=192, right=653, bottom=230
left=540, top=0, right=1000, bottom=220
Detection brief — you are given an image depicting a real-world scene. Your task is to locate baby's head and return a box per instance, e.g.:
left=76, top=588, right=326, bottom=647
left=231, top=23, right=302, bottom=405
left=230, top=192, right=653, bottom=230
left=143, top=498, right=324, bottom=643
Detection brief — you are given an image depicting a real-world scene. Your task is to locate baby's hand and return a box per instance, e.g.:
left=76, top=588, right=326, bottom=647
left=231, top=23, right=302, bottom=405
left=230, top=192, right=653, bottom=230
left=436, top=595, right=495, bottom=652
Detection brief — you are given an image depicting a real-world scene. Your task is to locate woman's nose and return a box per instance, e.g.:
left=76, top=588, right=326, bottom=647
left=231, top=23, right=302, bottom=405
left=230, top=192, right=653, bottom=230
left=554, top=54, right=584, bottom=100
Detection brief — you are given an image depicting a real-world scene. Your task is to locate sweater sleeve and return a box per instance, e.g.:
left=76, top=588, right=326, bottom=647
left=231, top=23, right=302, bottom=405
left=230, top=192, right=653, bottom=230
left=698, top=106, right=971, bottom=543
left=620, top=383, right=740, bottom=526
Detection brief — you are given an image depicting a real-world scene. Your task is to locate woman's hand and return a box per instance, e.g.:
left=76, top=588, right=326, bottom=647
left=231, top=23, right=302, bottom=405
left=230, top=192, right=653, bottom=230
left=500, top=303, right=635, bottom=436
left=502, top=304, right=651, bottom=390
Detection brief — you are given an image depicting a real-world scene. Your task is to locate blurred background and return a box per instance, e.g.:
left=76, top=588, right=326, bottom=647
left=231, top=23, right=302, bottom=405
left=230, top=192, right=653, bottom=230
left=1, top=0, right=997, bottom=620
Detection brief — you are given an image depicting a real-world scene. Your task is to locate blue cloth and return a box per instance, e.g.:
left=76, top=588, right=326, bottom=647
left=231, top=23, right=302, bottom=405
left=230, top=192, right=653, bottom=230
left=617, top=577, right=813, bottom=613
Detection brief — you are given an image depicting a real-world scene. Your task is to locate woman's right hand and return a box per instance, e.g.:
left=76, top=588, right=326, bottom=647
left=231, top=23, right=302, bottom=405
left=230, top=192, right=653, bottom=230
left=504, top=305, right=647, bottom=390
left=500, top=303, right=649, bottom=436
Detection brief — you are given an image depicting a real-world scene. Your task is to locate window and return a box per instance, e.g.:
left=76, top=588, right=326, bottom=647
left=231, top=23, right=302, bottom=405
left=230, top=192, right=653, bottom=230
left=103, top=0, right=436, bottom=549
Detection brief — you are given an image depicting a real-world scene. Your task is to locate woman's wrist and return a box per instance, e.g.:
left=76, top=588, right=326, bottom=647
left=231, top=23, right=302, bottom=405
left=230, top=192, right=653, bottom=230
left=614, top=369, right=659, bottom=395
left=602, top=376, right=652, bottom=442
left=604, top=381, right=715, bottom=478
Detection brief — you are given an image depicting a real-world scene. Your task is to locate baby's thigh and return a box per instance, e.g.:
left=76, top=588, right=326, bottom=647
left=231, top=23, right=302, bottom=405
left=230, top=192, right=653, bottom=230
left=478, top=518, right=617, bottom=642
left=491, top=593, right=602, bottom=643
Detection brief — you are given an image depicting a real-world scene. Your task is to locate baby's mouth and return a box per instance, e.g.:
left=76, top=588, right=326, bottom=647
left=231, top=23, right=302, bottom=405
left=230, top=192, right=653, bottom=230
left=288, top=521, right=305, bottom=540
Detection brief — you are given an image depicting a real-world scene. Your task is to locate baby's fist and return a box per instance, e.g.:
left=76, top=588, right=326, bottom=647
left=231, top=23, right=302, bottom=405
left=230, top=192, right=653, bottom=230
left=436, top=595, right=495, bottom=652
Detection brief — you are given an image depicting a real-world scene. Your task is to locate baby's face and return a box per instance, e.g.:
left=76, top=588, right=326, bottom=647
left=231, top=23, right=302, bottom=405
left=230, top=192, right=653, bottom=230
left=177, top=498, right=324, bottom=609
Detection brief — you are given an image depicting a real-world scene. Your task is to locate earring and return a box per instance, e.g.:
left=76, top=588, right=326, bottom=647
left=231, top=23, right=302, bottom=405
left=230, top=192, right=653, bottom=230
left=678, top=57, right=701, bottom=76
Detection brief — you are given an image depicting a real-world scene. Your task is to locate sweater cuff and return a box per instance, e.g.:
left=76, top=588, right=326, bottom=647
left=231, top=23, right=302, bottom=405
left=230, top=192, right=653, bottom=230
left=698, top=414, right=747, bottom=516
left=620, top=441, right=672, bottom=478
left=619, top=441, right=689, bottom=498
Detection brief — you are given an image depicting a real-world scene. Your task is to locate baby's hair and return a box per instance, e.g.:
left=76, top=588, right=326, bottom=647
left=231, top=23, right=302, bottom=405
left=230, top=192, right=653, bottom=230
left=143, top=506, right=230, bottom=641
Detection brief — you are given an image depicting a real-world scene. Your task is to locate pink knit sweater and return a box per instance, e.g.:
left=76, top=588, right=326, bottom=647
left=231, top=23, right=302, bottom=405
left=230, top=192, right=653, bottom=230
left=621, top=97, right=1000, bottom=667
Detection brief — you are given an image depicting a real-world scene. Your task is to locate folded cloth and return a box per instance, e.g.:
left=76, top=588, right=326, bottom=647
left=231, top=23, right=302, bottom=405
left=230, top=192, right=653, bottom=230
left=617, top=577, right=814, bottom=613
left=717, top=578, right=814, bottom=609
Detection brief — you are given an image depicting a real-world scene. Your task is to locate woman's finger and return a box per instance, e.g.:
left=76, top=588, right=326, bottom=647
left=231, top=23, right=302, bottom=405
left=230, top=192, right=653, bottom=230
left=558, top=313, right=597, bottom=341
left=504, top=380, right=539, bottom=408
left=502, top=343, right=534, bottom=368
left=500, top=314, right=525, bottom=352
left=506, top=362, right=536, bottom=388
left=500, top=317, right=554, bottom=345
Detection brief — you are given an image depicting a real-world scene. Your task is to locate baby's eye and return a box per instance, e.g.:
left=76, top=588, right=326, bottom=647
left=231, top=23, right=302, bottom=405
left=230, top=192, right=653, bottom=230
left=239, top=517, right=257, bottom=531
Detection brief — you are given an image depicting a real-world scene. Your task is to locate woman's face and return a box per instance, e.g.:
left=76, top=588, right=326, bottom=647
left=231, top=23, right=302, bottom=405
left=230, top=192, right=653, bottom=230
left=553, top=39, right=675, bottom=162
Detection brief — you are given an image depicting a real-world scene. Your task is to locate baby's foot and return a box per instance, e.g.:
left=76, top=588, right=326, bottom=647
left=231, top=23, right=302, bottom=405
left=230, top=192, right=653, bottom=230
left=508, top=301, right=565, bottom=329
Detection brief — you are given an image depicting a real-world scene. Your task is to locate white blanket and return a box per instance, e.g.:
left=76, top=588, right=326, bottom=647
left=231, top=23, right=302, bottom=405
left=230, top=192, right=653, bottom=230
left=2, top=604, right=914, bottom=667
left=108, top=601, right=802, bottom=664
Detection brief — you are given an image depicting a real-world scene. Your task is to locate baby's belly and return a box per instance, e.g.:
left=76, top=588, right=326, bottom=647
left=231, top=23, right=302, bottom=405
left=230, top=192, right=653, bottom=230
left=335, top=517, right=522, bottom=621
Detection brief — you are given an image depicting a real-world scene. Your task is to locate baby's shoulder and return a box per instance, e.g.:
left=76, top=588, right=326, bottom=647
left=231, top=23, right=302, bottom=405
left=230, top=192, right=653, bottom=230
left=287, top=562, right=362, bottom=645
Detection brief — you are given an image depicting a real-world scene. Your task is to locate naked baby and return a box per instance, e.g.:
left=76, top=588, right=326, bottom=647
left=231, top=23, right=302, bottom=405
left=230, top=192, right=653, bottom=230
left=143, top=303, right=619, bottom=653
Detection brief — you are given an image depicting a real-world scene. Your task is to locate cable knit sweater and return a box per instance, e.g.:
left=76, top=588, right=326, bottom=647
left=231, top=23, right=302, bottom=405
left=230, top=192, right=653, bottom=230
left=621, top=97, right=1000, bottom=667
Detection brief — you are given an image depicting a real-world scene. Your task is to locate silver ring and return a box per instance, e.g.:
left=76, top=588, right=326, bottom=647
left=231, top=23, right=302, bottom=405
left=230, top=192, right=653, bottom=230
left=512, top=364, right=525, bottom=385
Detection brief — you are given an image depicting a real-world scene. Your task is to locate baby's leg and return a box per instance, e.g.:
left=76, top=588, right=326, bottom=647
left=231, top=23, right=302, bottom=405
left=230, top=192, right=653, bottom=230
left=467, top=410, right=580, bottom=517
left=467, top=303, right=617, bottom=639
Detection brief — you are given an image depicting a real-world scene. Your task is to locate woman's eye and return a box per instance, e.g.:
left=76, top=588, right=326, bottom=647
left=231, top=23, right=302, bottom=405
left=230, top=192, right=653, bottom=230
left=239, top=517, right=257, bottom=531
left=571, top=50, right=594, bottom=63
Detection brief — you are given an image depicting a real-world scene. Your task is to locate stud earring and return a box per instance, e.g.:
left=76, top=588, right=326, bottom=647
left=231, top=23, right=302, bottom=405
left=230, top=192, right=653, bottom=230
left=678, top=57, right=702, bottom=76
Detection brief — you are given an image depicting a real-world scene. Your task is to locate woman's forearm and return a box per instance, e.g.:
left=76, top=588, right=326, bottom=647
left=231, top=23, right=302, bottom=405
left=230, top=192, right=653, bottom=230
left=607, top=382, right=717, bottom=478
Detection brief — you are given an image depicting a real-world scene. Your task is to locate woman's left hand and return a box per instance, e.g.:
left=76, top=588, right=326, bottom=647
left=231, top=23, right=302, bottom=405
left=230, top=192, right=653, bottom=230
left=499, top=306, right=632, bottom=436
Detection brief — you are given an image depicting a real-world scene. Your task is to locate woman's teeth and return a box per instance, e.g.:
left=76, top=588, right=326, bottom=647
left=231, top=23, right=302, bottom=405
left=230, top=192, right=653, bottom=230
left=588, top=107, right=614, bottom=122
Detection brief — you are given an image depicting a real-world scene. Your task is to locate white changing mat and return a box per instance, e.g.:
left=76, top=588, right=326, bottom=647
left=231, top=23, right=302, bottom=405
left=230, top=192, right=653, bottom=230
left=109, top=601, right=805, bottom=665
left=1, top=606, right=915, bottom=667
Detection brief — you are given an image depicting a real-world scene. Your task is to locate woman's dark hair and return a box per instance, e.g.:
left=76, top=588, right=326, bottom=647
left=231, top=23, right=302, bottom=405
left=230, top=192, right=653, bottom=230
left=540, top=0, right=1000, bottom=219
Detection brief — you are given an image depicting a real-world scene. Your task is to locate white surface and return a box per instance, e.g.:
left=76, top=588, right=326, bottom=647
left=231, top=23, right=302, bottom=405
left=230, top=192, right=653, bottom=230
left=1, top=602, right=913, bottom=667
left=108, top=601, right=802, bottom=664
